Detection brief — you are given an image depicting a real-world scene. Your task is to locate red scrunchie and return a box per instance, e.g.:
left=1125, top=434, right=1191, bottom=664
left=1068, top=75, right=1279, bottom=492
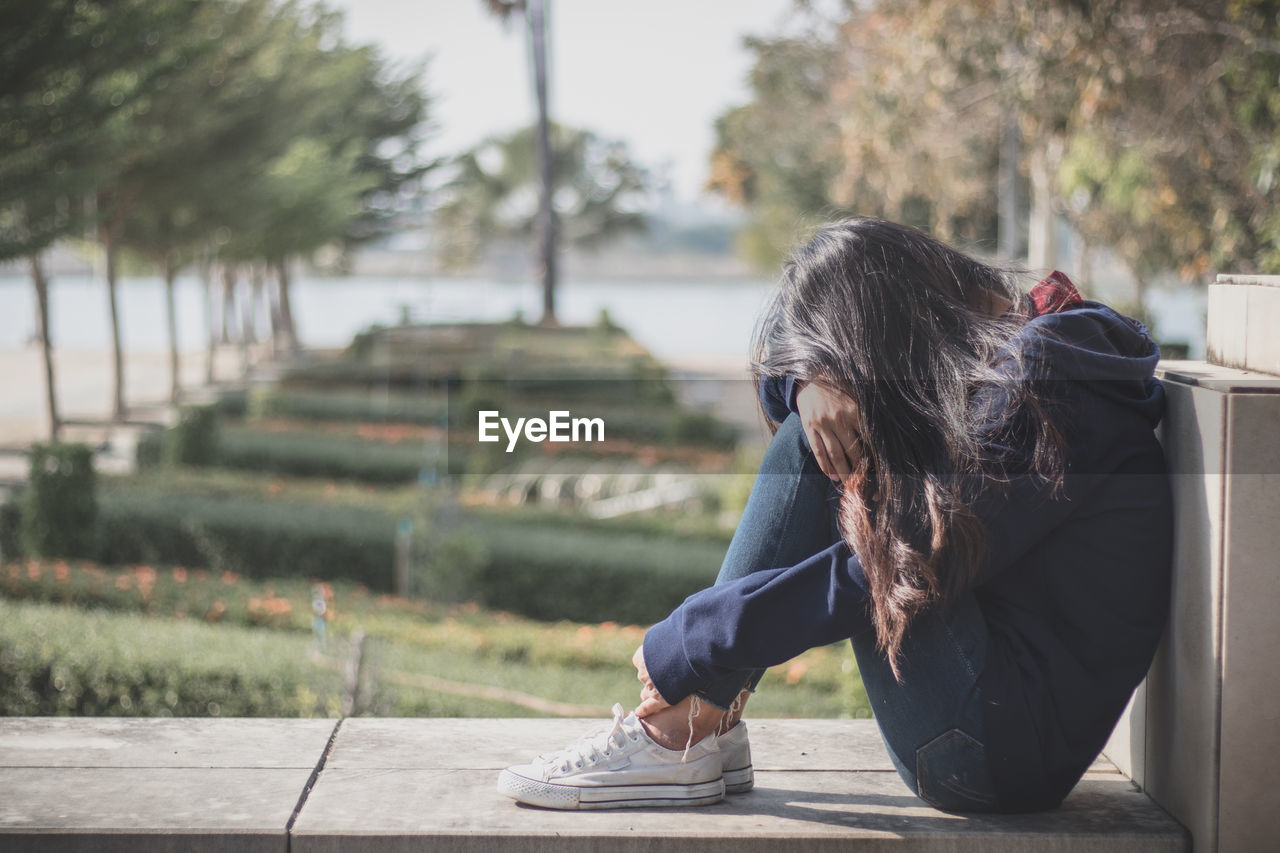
left=1026, top=270, right=1084, bottom=317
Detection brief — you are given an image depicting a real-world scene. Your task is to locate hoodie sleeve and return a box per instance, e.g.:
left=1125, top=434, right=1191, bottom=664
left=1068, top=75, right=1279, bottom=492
left=758, top=375, right=802, bottom=424
left=643, top=537, right=871, bottom=703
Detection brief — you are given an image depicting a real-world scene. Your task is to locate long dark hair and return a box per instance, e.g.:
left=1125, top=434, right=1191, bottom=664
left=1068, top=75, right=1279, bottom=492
left=751, top=217, right=1065, bottom=678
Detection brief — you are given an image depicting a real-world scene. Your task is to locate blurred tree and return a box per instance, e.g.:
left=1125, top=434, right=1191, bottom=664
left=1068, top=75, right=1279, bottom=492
left=0, top=0, right=205, bottom=256
left=226, top=26, right=434, bottom=356
left=482, top=0, right=558, bottom=324
left=114, top=1, right=435, bottom=393
left=0, top=0, right=209, bottom=433
left=436, top=123, right=648, bottom=271
left=91, top=0, right=235, bottom=419
left=1053, top=1, right=1280, bottom=285
left=114, top=0, right=294, bottom=400
left=2, top=0, right=435, bottom=421
left=1058, top=134, right=1197, bottom=310
left=904, top=0, right=1280, bottom=286
left=706, top=33, right=845, bottom=269
left=825, top=2, right=1003, bottom=250
left=926, top=0, right=1280, bottom=294
left=713, top=0, right=1280, bottom=294
left=336, top=49, right=436, bottom=252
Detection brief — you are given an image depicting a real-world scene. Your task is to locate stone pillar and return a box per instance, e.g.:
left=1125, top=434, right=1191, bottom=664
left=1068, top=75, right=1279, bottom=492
left=1104, top=274, right=1280, bottom=853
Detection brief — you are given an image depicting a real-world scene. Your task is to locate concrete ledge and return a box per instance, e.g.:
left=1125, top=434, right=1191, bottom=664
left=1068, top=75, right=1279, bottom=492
left=0, top=717, right=1188, bottom=852
left=1207, top=275, right=1280, bottom=376
left=0, top=718, right=337, bottom=853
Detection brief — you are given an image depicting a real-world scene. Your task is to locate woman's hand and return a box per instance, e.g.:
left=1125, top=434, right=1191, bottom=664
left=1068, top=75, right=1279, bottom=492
left=796, top=379, right=862, bottom=481
left=632, top=645, right=671, bottom=718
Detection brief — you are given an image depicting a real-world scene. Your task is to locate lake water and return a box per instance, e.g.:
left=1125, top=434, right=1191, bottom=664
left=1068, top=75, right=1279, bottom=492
left=0, top=272, right=1207, bottom=364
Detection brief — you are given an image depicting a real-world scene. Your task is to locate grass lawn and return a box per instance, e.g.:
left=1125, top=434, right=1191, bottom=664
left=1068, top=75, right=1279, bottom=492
left=0, top=597, right=349, bottom=717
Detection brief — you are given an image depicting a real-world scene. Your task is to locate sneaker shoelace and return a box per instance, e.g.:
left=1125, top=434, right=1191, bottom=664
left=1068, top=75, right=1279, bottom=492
left=545, top=703, right=639, bottom=773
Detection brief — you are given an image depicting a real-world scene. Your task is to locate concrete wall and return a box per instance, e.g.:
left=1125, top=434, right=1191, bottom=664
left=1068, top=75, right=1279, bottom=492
left=1104, top=274, right=1280, bottom=853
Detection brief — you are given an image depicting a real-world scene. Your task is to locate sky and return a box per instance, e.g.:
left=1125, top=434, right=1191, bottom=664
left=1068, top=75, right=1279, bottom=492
left=325, top=0, right=799, bottom=204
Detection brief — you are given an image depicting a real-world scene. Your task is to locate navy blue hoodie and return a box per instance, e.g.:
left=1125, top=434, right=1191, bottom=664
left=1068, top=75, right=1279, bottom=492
left=642, top=301, right=1173, bottom=811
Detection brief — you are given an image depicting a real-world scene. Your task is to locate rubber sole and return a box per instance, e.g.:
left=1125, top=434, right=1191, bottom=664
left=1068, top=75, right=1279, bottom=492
left=497, top=769, right=725, bottom=810
left=723, top=764, right=754, bottom=794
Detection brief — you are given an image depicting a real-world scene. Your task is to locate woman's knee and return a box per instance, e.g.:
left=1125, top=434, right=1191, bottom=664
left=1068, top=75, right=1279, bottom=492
left=760, top=413, right=817, bottom=477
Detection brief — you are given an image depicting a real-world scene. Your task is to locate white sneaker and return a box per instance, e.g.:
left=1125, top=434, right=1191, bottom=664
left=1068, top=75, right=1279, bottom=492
left=497, top=703, right=725, bottom=810
left=719, top=721, right=754, bottom=793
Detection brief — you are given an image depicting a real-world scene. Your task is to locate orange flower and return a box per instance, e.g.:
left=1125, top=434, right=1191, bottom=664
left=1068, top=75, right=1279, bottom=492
left=115, top=574, right=133, bottom=591
left=54, top=561, right=69, bottom=583
left=249, top=594, right=294, bottom=625
left=135, top=565, right=156, bottom=600
left=27, top=561, right=41, bottom=580
left=221, top=571, right=239, bottom=585
left=206, top=600, right=226, bottom=623
left=172, top=567, right=188, bottom=583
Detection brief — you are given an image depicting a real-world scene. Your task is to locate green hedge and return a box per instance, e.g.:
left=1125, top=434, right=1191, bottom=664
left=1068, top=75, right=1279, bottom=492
left=215, top=428, right=436, bottom=483
left=0, top=497, right=22, bottom=561
left=94, top=484, right=721, bottom=622
left=135, top=428, right=165, bottom=469
left=21, top=443, right=98, bottom=558
left=0, top=598, right=345, bottom=716
left=98, top=489, right=398, bottom=590
left=134, top=403, right=223, bottom=470
left=248, top=388, right=450, bottom=426
left=166, top=404, right=221, bottom=466
left=456, top=521, right=722, bottom=625
left=137, top=424, right=436, bottom=484
left=291, top=322, right=670, bottom=393
left=212, top=387, right=249, bottom=418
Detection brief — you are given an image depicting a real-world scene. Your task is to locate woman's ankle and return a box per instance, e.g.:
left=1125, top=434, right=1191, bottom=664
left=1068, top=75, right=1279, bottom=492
left=638, top=695, right=725, bottom=751
left=716, top=690, right=751, bottom=735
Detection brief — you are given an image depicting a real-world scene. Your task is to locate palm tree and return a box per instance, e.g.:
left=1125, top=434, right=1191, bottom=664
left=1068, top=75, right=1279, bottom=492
left=482, top=0, right=558, bottom=324
left=437, top=124, right=648, bottom=272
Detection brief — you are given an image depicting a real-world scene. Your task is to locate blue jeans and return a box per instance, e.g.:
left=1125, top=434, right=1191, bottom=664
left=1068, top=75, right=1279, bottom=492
left=701, top=413, right=1000, bottom=812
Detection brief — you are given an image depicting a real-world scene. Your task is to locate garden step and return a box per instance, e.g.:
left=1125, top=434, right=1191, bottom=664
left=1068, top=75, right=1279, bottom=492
left=0, top=717, right=1188, bottom=853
